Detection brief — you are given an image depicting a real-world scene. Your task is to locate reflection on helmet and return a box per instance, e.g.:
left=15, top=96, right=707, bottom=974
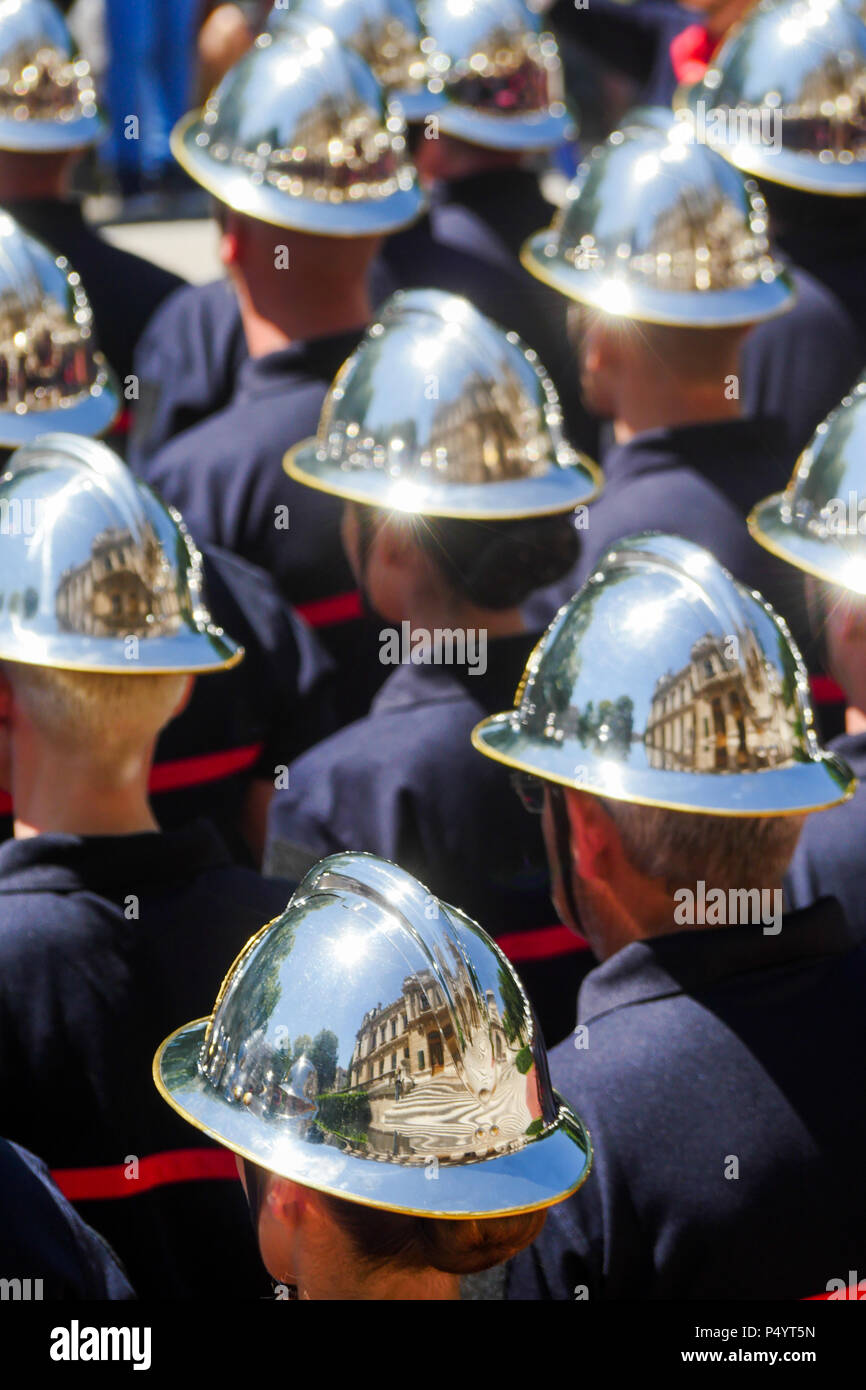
left=0, top=433, right=241, bottom=673
left=172, top=17, right=424, bottom=236
left=749, top=377, right=866, bottom=595
left=0, top=213, right=118, bottom=444
left=268, top=0, right=442, bottom=122
left=676, top=0, right=866, bottom=195
left=473, top=533, right=854, bottom=815
left=0, top=0, right=102, bottom=151
left=155, top=852, right=590, bottom=1216
left=522, top=124, right=794, bottom=326
left=286, top=288, right=601, bottom=517
left=419, top=0, right=574, bottom=150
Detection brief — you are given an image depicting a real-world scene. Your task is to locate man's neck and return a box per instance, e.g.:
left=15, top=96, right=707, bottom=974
left=235, top=278, right=372, bottom=359
left=845, top=703, right=866, bottom=736
left=612, top=389, right=742, bottom=445
left=11, top=757, right=159, bottom=839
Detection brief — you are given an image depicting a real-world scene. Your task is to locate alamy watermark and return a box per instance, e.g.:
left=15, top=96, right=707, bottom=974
left=674, top=880, right=782, bottom=935
left=379, top=622, right=487, bottom=675
left=673, top=99, right=782, bottom=155
left=0, top=498, right=47, bottom=536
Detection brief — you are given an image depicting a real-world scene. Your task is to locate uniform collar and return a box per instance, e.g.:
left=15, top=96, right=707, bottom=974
left=603, top=416, right=790, bottom=481
left=577, top=897, right=853, bottom=1024
left=370, top=632, right=539, bottom=715
left=235, top=327, right=366, bottom=398
left=0, top=819, right=231, bottom=896
left=829, top=729, right=866, bottom=776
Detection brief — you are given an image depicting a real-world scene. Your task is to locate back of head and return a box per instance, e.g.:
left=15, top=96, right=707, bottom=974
left=410, top=511, right=580, bottom=609
left=316, top=1189, right=545, bottom=1276
left=2, top=661, right=188, bottom=779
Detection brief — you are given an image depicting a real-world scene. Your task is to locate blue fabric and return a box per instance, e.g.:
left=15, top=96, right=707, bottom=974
left=0, top=1139, right=135, bottom=1300
left=0, top=821, right=293, bottom=1299
left=131, top=333, right=385, bottom=722
left=265, top=636, right=595, bottom=1045
left=103, top=0, right=199, bottom=180
left=523, top=416, right=814, bottom=660
left=507, top=897, right=866, bottom=1299
left=549, top=0, right=699, bottom=107
left=786, top=731, right=866, bottom=940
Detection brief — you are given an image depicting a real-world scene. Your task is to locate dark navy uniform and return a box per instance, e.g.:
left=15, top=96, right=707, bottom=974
left=3, top=198, right=185, bottom=386
left=383, top=170, right=599, bottom=457
left=128, top=262, right=398, bottom=466
left=265, top=634, right=594, bottom=1046
left=549, top=0, right=707, bottom=108
left=764, top=184, right=866, bottom=349
left=786, top=731, right=866, bottom=940
left=508, top=897, right=866, bottom=1299
left=0, top=820, right=293, bottom=1299
left=0, top=1139, right=134, bottom=1300
left=131, top=331, right=382, bottom=722
left=742, top=266, right=865, bottom=457
left=524, top=417, right=814, bottom=659
left=0, top=546, right=336, bottom=863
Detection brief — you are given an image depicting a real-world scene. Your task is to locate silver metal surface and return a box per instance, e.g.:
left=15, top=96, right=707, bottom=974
left=677, top=0, right=866, bottom=195
left=155, top=851, right=591, bottom=1217
left=749, top=377, right=866, bottom=595
left=522, top=124, right=795, bottom=325
left=268, top=0, right=443, bottom=123
left=0, top=0, right=102, bottom=150
left=473, top=533, right=854, bottom=815
left=286, top=288, right=601, bottom=517
left=0, top=433, right=242, bottom=673
left=173, top=17, right=424, bottom=235
left=0, top=212, right=118, bottom=445
left=418, top=0, right=574, bottom=150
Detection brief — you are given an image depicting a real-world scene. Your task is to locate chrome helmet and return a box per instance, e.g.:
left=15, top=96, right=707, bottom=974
left=0, top=212, right=118, bottom=445
left=522, top=123, right=795, bottom=325
left=676, top=0, right=866, bottom=196
left=285, top=288, right=601, bottom=517
left=0, top=434, right=242, bottom=673
left=418, top=0, right=574, bottom=150
left=154, top=851, right=591, bottom=1217
left=749, top=377, right=866, bottom=595
left=172, top=16, right=424, bottom=236
left=268, top=0, right=443, bottom=123
left=0, top=0, right=102, bottom=151
left=472, top=533, right=854, bottom=815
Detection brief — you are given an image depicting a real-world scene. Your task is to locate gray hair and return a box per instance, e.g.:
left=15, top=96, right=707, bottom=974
left=596, top=795, right=807, bottom=893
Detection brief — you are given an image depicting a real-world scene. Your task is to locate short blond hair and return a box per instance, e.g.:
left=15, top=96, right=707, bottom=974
left=2, top=662, right=188, bottom=778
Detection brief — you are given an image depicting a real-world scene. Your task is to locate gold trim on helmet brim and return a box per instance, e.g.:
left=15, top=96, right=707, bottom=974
left=153, top=1019, right=593, bottom=1221
left=748, top=495, right=866, bottom=597
left=521, top=233, right=797, bottom=328
left=284, top=437, right=604, bottom=520
left=471, top=714, right=856, bottom=818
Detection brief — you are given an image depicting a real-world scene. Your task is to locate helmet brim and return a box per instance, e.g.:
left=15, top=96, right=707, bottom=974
left=0, top=111, right=104, bottom=153
left=391, top=85, right=448, bottom=125
left=285, top=437, right=603, bottom=519
left=472, top=712, right=855, bottom=817
left=673, top=83, right=866, bottom=197
left=435, top=103, right=574, bottom=152
left=749, top=494, right=866, bottom=597
left=154, top=1018, right=592, bottom=1219
left=521, top=232, right=796, bottom=327
left=172, top=112, right=427, bottom=237
left=0, top=362, right=120, bottom=449
left=0, top=626, right=243, bottom=676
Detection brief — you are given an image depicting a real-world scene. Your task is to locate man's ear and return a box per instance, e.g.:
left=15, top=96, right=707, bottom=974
left=563, top=789, right=620, bottom=885
left=171, top=675, right=196, bottom=721
left=218, top=209, right=244, bottom=268
left=0, top=669, right=12, bottom=723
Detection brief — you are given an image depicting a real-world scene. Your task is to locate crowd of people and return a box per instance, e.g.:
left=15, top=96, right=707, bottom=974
left=0, top=0, right=864, bottom=1303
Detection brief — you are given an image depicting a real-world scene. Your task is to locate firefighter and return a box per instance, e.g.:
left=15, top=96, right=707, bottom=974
left=154, top=850, right=592, bottom=1299
left=472, top=531, right=863, bottom=1298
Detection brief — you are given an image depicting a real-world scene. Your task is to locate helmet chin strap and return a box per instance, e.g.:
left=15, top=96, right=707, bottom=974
left=548, top=784, right=582, bottom=933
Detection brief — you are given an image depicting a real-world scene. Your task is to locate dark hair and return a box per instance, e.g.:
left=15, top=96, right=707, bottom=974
left=356, top=507, right=579, bottom=610
left=317, top=1191, right=546, bottom=1276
